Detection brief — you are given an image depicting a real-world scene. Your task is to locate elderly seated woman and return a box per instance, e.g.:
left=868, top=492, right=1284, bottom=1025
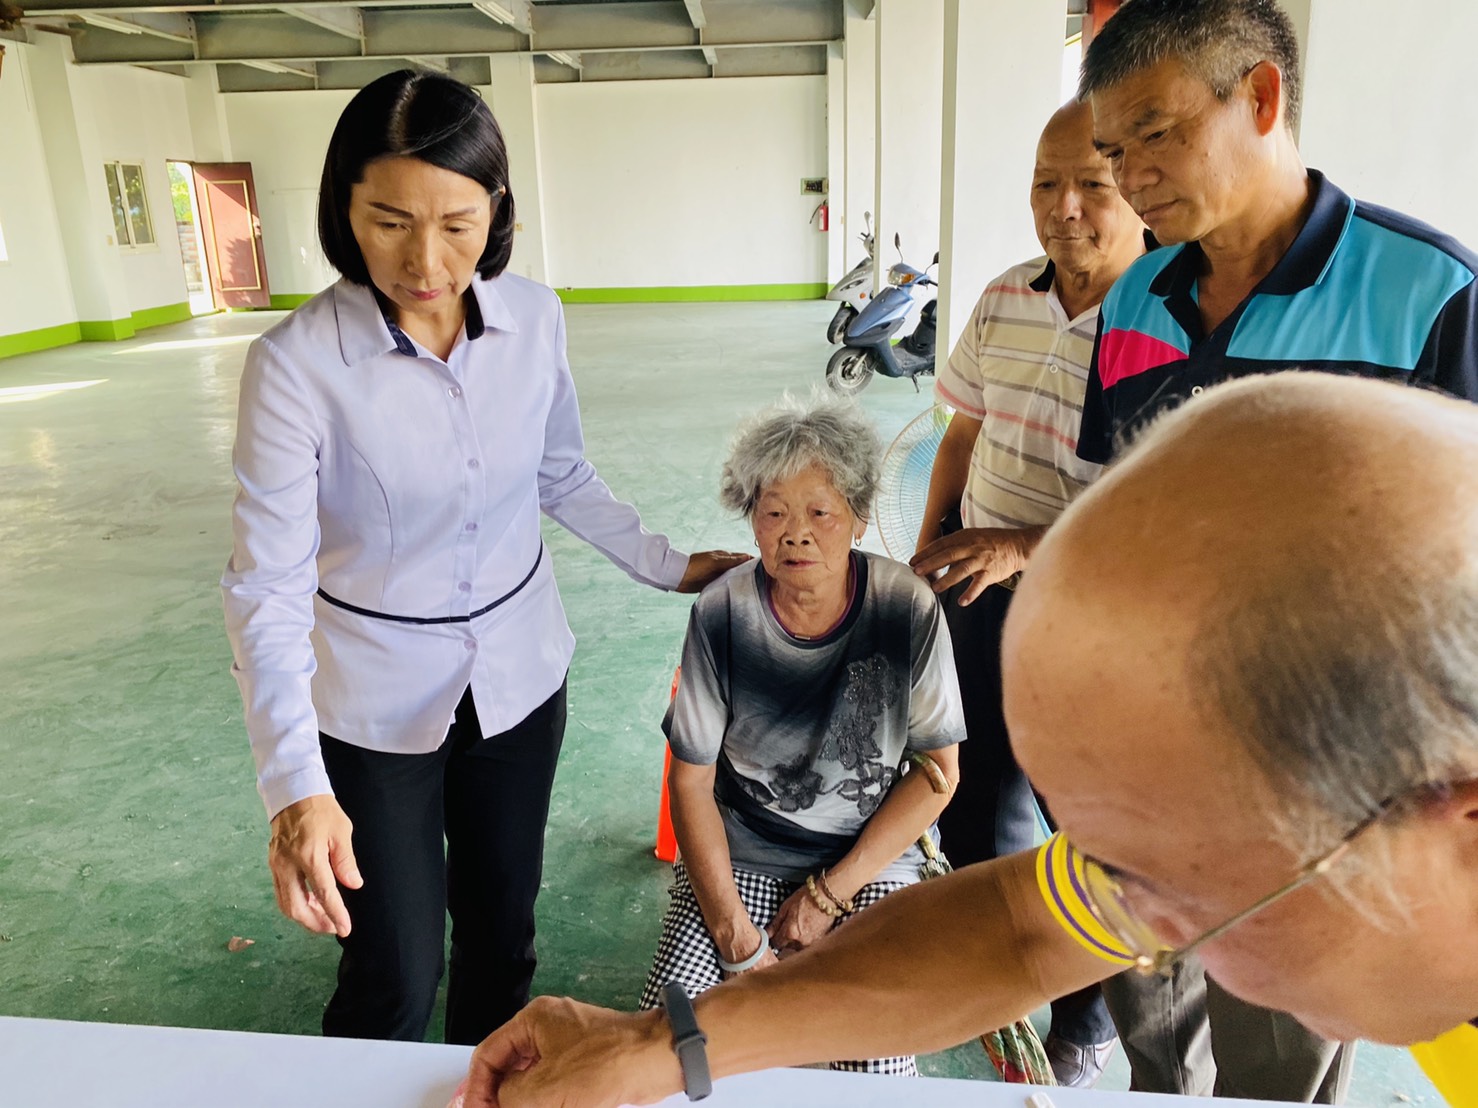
left=637, top=394, right=966, bottom=1076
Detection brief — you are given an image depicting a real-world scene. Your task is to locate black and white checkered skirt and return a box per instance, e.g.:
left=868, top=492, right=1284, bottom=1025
left=638, top=862, right=917, bottom=1076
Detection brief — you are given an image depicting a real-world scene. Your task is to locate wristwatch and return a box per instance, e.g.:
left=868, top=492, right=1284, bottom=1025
left=659, top=981, right=713, bottom=1101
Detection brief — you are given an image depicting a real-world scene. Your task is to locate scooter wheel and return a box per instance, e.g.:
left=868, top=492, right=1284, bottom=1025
left=826, top=348, right=875, bottom=395
left=825, top=305, right=855, bottom=344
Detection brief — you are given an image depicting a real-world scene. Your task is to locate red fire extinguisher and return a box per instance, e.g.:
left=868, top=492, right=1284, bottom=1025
left=812, top=200, right=829, bottom=232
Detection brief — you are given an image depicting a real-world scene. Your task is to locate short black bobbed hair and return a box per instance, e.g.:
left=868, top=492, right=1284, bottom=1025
left=318, top=69, right=516, bottom=285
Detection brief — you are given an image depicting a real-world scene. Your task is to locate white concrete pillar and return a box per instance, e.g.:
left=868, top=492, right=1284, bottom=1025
left=842, top=10, right=876, bottom=280
left=874, top=0, right=943, bottom=302
left=26, top=34, right=133, bottom=331
left=483, top=55, right=549, bottom=285
left=938, top=0, right=1066, bottom=355
left=825, top=43, right=846, bottom=284
left=184, top=64, right=232, bottom=164
left=1298, top=0, right=1478, bottom=247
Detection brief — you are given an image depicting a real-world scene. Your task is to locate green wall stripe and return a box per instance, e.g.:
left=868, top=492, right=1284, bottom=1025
left=555, top=283, right=828, bottom=304
left=79, top=318, right=135, bottom=342
left=261, top=287, right=825, bottom=310
left=0, top=322, right=84, bottom=361
left=3, top=284, right=826, bottom=360
left=2, top=302, right=196, bottom=359
left=130, top=301, right=193, bottom=331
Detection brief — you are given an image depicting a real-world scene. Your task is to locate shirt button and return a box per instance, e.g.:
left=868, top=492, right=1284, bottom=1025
left=464, top=640, right=475, bottom=651
left=465, top=522, right=478, bottom=532
left=1048, top=362, right=1060, bottom=374
left=467, top=458, right=480, bottom=469
left=1191, top=385, right=1205, bottom=396
left=458, top=581, right=471, bottom=592
left=448, top=386, right=462, bottom=399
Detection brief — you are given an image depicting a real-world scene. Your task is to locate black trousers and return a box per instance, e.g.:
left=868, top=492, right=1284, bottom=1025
left=318, top=681, right=567, bottom=1045
left=935, top=578, right=1115, bottom=1048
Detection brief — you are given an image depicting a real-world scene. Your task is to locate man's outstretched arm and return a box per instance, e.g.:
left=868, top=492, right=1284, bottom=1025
left=461, top=848, right=1117, bottom=1108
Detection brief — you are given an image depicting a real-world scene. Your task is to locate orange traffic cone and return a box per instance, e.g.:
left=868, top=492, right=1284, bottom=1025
left=655, top=667, right=681, bottom=862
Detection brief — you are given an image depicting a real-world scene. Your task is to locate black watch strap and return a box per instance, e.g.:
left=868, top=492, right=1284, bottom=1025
left=659, top=980, right=713, bottom=1101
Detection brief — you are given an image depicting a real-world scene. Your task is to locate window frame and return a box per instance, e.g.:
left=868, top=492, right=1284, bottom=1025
left=103, top=160, right=158, bottom=252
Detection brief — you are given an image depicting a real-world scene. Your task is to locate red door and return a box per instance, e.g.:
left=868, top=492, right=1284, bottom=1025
left=192, top=162, right=271, bottom=309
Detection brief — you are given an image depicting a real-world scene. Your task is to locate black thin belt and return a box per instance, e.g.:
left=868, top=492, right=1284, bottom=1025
left=316, top=543, right=543, bottom=625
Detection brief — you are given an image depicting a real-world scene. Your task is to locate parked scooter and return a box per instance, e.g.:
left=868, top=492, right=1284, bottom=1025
left=825, top=233, right=938, bottom=395
left=823, top=212, right=875, bottom=343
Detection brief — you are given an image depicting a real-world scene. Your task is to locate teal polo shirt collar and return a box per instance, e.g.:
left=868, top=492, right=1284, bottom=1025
left=1147, top=169, right=1355, bottom=312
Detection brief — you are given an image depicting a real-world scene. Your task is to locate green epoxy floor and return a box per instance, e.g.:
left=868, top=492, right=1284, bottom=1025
left=0, top=303, right=1438, bottom=1103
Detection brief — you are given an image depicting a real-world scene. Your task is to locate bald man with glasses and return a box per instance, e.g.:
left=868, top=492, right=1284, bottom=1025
left=455, top=372, right=1478, bottom=1108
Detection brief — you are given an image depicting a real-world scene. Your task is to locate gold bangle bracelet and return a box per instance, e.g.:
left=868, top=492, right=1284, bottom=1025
left=909, top=751, right=953, bottom=796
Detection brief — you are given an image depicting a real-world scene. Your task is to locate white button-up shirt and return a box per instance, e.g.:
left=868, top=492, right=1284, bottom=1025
left=222, top=274, right=688, bottom=818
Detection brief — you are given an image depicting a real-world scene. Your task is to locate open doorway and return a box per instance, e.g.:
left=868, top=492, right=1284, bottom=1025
left=168, top=161, right=216, bottom=316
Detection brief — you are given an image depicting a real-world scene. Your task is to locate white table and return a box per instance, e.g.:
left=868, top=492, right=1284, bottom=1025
left=0, top=1016, right=1244, bottom=1107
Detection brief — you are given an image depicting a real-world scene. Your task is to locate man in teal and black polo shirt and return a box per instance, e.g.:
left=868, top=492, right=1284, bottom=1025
left=1074, top=0, right=1478, bottom=1102
left=1078, top=0, right=1478, bottom=468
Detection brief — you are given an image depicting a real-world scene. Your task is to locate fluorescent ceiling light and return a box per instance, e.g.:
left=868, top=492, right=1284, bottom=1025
left=242, top=59, right=302, bottom=75
left=546, top=51, right=579, bottom=68
left=471, top=1, right=517, bottom=24
left=77, top=12, right=146, bottom=35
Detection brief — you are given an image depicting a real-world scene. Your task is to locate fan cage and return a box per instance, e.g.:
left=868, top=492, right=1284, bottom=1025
left=875, top=405, right=953, bottom=560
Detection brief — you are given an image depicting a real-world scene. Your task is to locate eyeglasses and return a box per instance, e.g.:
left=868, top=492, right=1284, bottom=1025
left=1076, top=800, right=1406, bottom=978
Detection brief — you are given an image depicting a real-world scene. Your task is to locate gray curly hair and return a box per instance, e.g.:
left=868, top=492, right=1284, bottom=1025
left=719, top=392, right=881, bottom=522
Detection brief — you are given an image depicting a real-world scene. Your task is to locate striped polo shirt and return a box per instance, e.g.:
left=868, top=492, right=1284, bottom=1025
left=1079, top=170, right=1478, bottom=463
left=936, top=258, right=1103, bottom=529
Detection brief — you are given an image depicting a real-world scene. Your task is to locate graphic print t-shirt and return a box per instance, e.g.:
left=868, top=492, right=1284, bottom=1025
left=663, top=552, right=965, bottom=883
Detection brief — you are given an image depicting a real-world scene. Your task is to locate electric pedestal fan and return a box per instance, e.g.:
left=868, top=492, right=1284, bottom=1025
left=874, top=405, right=953, bottom=560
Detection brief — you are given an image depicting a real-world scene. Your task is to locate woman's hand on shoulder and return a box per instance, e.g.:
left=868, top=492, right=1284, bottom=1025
left=267, top=794, right=364, bottom=937
left=677, top=550, right=752, bottom=594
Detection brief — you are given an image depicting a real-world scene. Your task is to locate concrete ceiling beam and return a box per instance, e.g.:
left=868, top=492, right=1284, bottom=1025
left=69, top=9, right=829, bottom=66
left=279, top=4, right=361, bottom=41
left=469, top=0, right=531, bottom=36
left=531, top=2, right=691, bottom=52
left=241, top=55, right=314, bottom=76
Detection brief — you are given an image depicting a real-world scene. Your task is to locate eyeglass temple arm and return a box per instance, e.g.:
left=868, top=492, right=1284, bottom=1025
left=1148, top=839, right=1357, bottom=975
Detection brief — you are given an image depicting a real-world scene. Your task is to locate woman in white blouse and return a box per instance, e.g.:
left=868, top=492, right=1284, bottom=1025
left=221, top=70, right=745, bottom=1045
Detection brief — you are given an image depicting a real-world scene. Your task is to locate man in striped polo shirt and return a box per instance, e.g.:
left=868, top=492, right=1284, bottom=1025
left=911, top=98, right=1146, bottom=1087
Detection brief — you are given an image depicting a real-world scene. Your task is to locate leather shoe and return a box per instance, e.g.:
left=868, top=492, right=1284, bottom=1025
left=1043, top=1033, right=1117, bottom=1088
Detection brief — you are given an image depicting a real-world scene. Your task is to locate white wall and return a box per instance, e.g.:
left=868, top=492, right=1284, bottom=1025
left=537, top=76, right=829, bottom=289
left=71, top=64, right=196, bottom=314
left=0, top=43, right=77, bottom=337
left=223, top=90, right=354, bottom=299
left=1298, top=0, right=1478, bottom=248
